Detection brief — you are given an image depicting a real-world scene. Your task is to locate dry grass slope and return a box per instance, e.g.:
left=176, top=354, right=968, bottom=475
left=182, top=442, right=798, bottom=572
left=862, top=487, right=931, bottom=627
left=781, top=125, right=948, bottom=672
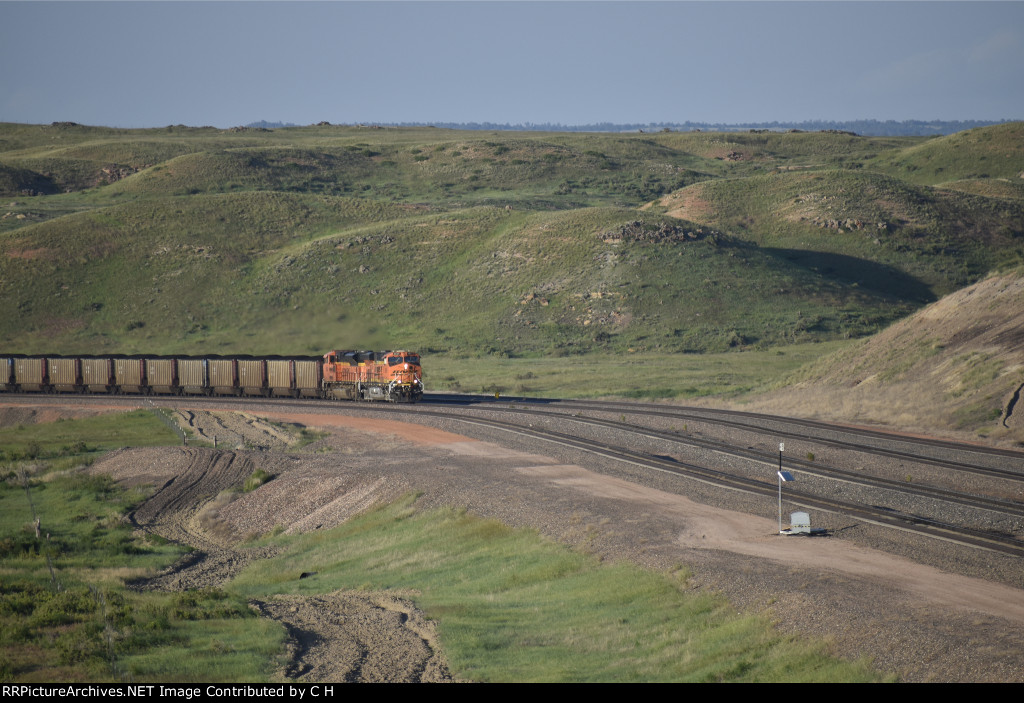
left=741, top=267, right=1024, bottom=445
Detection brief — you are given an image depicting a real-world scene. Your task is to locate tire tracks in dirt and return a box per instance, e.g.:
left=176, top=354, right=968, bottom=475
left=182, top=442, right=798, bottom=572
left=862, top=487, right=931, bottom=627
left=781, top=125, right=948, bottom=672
left=251, top=594, right=454, bottom=683
left=118, top=445, right=454, bottom=682
left=127, top=448, right=281, bottom=590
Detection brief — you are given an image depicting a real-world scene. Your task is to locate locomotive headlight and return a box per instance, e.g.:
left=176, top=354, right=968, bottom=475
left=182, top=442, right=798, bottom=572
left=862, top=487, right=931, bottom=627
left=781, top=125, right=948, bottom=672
left=404, top=363, right=409, bottom=370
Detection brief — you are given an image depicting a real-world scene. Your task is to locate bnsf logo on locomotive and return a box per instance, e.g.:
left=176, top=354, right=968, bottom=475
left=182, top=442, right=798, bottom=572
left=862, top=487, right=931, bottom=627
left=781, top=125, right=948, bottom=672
left=0, top=350, right=423, bottom=403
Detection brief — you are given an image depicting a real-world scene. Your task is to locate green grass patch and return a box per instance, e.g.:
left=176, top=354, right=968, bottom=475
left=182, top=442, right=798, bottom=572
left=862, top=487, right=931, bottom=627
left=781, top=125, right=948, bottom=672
left=0, top=414, right=284, bottom=683
left=426, top=342, right=849, bottom=399
left=243, top=469, right=273, bottom=493
left=230, top=496, right=882, bottom=682
left=0, top=410, right=181, bottom=460
left=292, top=428, right=330, bottom=451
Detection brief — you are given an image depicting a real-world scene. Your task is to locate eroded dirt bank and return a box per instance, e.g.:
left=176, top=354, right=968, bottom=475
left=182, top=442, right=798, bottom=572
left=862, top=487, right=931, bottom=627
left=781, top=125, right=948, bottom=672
left=250, top=594, right=453, bottom=683
left=105, top=443, right=455, bottom=683
left=92, top=411, right=1024, bottom=683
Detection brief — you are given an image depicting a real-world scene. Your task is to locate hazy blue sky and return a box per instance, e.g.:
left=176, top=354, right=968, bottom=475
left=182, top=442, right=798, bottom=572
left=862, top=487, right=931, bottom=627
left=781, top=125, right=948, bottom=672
left=2, top=1, right=1022, bottom=127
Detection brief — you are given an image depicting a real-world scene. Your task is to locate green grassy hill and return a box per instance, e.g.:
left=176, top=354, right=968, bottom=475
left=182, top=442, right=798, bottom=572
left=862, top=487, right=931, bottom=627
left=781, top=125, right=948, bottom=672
left=867, top=122, right=1024, bottom=186
left=649, top=168, right=1024, bottom=298
left=1, top=121, right=1021, bottom=367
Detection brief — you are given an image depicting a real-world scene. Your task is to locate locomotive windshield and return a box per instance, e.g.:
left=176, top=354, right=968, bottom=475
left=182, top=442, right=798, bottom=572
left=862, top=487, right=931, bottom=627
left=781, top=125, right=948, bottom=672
left=388, top=354, right=420, bottom=366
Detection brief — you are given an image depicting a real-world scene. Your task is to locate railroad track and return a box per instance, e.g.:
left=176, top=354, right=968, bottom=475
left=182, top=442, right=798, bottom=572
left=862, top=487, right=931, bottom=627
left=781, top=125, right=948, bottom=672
left=426, top=394, right=1024, bottom=481
left=4, top=391, right=1024, bottom=557
left=437, top=413, right=1024, bottom=558
left=437, top=403, right=1024, bottom=514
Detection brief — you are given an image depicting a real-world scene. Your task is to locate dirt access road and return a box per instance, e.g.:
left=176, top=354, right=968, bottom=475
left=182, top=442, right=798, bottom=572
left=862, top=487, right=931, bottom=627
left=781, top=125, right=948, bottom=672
left=44, top=404, right=1024, bottom=681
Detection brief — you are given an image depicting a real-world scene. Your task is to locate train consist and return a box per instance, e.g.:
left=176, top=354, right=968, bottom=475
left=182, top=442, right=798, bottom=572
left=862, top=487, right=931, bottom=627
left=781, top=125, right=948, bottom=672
left=0, top=350, right=423, bottom=403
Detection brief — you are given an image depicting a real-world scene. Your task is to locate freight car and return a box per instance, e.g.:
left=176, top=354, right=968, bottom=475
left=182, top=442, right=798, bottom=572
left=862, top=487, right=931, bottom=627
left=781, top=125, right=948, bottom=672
left=0, top=350, right=423, bottom=403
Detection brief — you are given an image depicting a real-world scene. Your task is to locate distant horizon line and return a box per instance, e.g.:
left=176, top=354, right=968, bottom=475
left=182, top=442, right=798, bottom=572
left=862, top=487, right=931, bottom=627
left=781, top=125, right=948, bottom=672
left=253, top=118, right=1017, bottom=137
left=13, top=118, right=1018, bottom=138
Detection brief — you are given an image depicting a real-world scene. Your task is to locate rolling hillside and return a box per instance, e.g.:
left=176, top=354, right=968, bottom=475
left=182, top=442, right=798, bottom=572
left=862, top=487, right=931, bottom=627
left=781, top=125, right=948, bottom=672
left=1, top=121, right=1021, bottom=381
left=737, top=267, right=1024, bottom=445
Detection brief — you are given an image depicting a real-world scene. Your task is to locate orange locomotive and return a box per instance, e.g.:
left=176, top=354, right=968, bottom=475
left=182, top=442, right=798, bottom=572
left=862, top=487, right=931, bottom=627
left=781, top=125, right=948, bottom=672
left=322, top=350, right=423, bottom=402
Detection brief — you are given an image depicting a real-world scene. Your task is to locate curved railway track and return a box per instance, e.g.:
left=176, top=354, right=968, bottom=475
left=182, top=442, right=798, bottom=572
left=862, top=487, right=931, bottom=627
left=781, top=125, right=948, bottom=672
left=3, top=391, right=1023, bottom=557
left=427, top=394, right=1024, bottom=481
left=438, top=403, right=1024, bottom=515
left=388, top=396, right=1024, bottom=557
left=438, top=414, right=1024, bottom=558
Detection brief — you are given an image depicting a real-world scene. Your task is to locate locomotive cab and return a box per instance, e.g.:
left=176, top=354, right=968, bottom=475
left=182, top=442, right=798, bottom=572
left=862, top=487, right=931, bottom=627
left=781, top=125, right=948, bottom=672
left=384, top=351, right=423, bottom=402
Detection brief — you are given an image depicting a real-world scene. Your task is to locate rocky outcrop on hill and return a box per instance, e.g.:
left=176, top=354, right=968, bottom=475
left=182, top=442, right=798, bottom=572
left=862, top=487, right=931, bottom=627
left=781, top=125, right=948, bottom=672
left=599, top=219, right=721, bottom=244
left=808, top=217, right=889, bottom=232
left=98, top=164, right=147, bottom=185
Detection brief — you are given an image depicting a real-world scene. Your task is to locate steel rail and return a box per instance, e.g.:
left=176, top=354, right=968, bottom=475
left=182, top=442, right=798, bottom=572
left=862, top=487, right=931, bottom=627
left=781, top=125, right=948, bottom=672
left=424, top=395, right=1024, bottom=483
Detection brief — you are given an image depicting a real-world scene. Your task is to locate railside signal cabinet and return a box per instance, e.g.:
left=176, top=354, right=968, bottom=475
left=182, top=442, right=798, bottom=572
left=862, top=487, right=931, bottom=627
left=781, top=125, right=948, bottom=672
left=789, top=511, right=811, bottom=534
